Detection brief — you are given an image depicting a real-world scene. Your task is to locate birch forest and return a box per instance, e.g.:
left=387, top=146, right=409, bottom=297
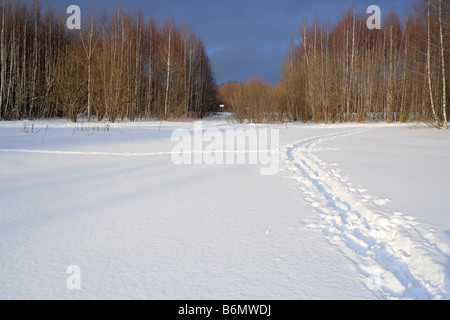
left=0, top=0, right=448, bottom=127
left=219, top=0, right=449, bottom=128
left=0, top=0, right=217, bottom=122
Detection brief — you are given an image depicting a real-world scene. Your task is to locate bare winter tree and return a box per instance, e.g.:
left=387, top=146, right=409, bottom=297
left=0, top=0, right=6, bottom=120
left=80, top=10, right=101, bottom=122
left=0, top=0, right=217, bottom=122
left=436, top=0, right=447, bottom=128
left=426, top=0, right=440, bottom=127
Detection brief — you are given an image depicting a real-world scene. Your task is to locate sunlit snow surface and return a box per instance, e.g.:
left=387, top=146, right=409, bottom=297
left=1, top=118, right=449, bottom=299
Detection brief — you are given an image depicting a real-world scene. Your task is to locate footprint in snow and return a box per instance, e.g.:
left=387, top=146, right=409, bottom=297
left=374, top=198, right=390, bottom=206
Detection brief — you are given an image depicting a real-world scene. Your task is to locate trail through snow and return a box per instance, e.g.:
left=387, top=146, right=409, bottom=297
left=1, top=120, right=449, bottom=299
left=283, top=128, right=450, bottom=299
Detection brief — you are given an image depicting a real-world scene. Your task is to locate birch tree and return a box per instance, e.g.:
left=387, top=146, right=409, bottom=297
left=80, top=10, right=101, bottom=121
left=0, top=0, right=5, bottom=120
left=29, top=0, right=39, bottom=118
left=437, top=0, right=447, bottom=128
left=427, top=0, right=440, bottom=127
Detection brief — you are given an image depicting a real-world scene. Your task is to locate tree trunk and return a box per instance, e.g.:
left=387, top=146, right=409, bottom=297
left=438, top=0, right=447, bottom=128
left=164, top=28, right=171, bottom=117
left=347, top=10, right=356, bottom=122
left=0, top=1, right=6, bottom=120
left=387, top=25, right=394, bottom=123
left=427, top=0, right=440, bottom=127
left=147, top=23, right=153, bottom=118
left=7, top=9, right=16, bottom=118
left=134, top=14, right=142, bottom=121
left=30, top=0, right=39, bottom=119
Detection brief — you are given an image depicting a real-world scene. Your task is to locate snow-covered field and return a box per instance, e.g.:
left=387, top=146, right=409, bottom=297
left=1, top=118, right=449, bottom=300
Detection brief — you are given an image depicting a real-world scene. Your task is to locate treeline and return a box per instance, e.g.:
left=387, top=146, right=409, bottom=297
left=0, top=0, right=217, bottom=122
left=220, top=0, right=449, bottom=128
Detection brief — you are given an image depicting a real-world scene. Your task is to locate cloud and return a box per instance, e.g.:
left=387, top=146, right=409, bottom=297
left=210, top=38, right=286, bottom=85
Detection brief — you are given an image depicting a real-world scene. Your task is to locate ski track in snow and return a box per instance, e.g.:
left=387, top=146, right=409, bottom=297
left=283, top=128, right=450, bottom=300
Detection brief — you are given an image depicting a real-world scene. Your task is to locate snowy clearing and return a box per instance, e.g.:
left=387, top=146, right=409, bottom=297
left=0, top=119, right=449, bottom=300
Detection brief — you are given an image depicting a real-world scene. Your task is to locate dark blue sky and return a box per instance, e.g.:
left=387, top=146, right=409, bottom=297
left=41, top=0, right=413, bottom=85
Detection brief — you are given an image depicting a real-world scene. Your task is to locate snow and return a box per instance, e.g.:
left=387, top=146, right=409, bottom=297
left=0, top=118, right=449, bottom=300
